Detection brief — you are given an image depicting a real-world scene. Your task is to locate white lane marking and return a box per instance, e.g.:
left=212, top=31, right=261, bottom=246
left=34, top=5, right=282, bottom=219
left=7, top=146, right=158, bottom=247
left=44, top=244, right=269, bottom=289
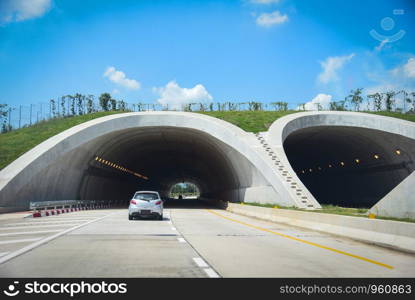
left=164, top=211, right=172, bottom=221
left=0, top=212, right=117, bottom=265
left=0, top=230, right=62, bottom=237
left=31, top=217, right=100, bottom=221
left=0, top=238, right=42, bottom=245
left=193, top=257, right=209, bottom=268
left=177, top=237, right=186, bottom=243
left=0, top=220, right=95, bottom=227
left=171, top=227, right=176, bottom=231
left=0, top=223, right=82, bottom=230
left=0, top=252, right=10, bottom=257
left=203, top=268, right=220, bottom=278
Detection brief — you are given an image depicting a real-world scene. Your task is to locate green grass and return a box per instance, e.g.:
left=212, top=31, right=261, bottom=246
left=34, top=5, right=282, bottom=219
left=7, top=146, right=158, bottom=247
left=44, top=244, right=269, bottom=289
left=241, top=202, right=415, bottom=223
left=375, top=216, right=415, bottom=223
left=368, top=111, right=415, bottom=122
left=309, top=204, right=369, bottom=216
left=0, top=111, right=127, bottom=170
left=201, top=110, right=415, bottom=132
left=200, top=110, right=298, bottom=132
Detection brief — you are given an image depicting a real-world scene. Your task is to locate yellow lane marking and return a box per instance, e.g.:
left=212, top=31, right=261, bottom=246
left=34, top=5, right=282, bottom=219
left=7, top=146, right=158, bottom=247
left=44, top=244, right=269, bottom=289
left=206, top=209, right=394, bottom=270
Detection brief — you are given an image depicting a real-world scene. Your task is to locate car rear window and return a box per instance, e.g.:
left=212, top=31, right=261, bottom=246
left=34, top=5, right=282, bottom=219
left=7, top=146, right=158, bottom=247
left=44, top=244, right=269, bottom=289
left=133, top=193, right=159, bottom=201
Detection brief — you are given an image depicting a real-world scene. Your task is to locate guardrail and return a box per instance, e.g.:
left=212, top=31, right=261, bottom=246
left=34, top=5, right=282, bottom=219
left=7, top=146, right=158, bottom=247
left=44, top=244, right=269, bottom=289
left=29, top=200, right=115, bottom=210
left=28, top=200, right=121, bottom=217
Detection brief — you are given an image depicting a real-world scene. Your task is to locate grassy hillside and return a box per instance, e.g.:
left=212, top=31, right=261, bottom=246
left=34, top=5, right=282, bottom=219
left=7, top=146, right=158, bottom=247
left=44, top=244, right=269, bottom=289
left=0, top=111, right=127, bottom=170
left=0, top=110, right=414, bottom=170
left=201, top=110, right=298, bottom=132
left=369, top=111, right=415, bottom=122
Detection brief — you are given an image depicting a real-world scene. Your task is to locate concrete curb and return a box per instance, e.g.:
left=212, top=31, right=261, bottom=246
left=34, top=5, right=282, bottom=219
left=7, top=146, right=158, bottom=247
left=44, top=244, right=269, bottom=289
left=225, top=203, right=415, bottom=254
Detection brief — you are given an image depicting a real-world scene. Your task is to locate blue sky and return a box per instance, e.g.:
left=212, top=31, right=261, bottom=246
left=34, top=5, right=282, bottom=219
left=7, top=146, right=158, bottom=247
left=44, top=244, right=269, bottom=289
left=0, top=0, right=414, bottom=109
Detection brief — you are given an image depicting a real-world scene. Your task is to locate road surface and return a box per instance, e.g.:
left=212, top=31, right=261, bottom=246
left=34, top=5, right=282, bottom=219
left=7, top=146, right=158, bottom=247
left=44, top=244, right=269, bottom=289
left=0, top=203, right=414, bottom=277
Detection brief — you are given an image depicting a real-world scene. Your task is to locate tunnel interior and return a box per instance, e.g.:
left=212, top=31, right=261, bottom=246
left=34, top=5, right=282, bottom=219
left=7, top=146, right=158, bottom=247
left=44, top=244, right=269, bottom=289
left=284, top=126, right=415, bottom=208
left=81, top=127, right=244, bottom=204
left=21, top=126, right=272, bottom=207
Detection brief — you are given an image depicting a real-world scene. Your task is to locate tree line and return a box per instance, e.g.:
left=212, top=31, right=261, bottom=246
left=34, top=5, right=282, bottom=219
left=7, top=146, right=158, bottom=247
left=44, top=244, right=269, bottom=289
left=170, top=183, right=199, bottom=196
left=297, top=89, right=415, bottom=112
left=1, top=89, right=414, bottom=133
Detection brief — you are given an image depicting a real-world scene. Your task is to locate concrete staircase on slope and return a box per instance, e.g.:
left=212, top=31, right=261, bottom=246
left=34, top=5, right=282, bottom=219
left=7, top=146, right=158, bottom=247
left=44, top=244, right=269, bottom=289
left=253, top=132, right=318, bottom=209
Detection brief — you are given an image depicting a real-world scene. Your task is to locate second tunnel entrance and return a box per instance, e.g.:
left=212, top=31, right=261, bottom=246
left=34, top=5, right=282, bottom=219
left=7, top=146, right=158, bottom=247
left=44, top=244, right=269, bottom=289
left=283, top=126, right=415, bottom=207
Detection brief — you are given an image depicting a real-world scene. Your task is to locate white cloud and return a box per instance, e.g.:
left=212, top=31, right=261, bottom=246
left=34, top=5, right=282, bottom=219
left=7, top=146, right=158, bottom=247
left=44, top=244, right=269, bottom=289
left=250, top=0, right=280, bottom=4
left=299, top=93, right=332, bottom=111
left=0, top=0, right=51, bottom=24
left=256, top=11, right=288, bottom=27
left=391, top=57, right=415, bottom=79
left=103, top=67, right=140, bottom=90
left=317, top=53, right=355, bottom=84
left=403, top=58, right=415, bottom=78
left=154, top=81, right=213, bottom=110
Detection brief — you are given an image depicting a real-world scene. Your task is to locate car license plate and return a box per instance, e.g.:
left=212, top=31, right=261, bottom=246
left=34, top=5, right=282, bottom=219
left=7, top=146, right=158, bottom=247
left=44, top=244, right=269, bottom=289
left=140, top=210, right=151, bottom=214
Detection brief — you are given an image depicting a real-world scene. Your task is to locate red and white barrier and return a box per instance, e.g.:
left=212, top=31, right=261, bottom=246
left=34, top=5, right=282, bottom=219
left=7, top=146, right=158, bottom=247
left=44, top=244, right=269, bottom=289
left=31, top=204, right=111, bottom=218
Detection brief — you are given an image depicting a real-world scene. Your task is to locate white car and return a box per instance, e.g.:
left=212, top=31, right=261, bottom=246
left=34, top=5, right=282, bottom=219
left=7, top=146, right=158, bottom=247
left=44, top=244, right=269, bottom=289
left=128, top=191, right=163, bottom=220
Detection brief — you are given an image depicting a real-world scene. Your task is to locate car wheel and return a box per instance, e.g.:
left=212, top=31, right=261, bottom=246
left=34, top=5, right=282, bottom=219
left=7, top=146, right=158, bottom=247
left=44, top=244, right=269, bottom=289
left=159, top=214, right=163, bottom=220
left=128, top=215, right=133, bottom=220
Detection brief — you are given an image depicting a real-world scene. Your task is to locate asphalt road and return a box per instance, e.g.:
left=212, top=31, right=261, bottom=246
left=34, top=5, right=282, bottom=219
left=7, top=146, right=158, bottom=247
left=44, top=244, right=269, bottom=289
left=0, top=203, right=414, bottom=277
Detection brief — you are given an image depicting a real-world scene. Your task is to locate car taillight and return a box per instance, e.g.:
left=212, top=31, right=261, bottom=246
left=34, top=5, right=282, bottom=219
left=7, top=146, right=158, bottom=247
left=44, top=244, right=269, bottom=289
left=130, top=200, right=137, bottom=205
left=155, top=201, right=162, bottom=205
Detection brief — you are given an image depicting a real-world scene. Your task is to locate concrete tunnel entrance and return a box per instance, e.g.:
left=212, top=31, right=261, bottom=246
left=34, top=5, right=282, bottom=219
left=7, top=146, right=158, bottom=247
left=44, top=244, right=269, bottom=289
left=81, top=126, right=241, bottom=204
left=283, top=126, right=415, bottom=208
left=1, top=112, right=289, bottom=212
left=34, top=126, right=264, bottom=207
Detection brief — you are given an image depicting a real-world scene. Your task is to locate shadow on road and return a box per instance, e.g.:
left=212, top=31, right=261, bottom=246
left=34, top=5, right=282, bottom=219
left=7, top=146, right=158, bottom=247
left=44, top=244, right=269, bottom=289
left=163, top=199, right=215, bottom=209
left=115, top=198, right=221, bottom=210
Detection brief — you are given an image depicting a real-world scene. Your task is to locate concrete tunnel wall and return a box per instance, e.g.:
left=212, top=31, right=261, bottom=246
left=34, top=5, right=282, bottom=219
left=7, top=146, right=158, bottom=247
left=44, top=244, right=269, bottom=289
left=1, top=111, right=414, bottom=218
left=50, top=126, right=263, bottom=202
left=0, top=112, right=290, bottom=211
left=268, top=111, right=415, bottom=218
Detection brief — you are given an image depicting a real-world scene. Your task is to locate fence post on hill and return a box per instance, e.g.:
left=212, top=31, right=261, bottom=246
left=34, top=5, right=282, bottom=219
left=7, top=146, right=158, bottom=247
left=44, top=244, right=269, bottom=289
left=29, top=104, right=33, bottom=126
left=18, top=105, right=22, bottom=129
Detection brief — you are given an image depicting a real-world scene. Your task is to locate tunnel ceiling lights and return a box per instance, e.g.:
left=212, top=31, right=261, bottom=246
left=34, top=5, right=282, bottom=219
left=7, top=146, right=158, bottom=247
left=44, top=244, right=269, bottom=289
left=298, top=150, right=401, bottom=176
left=94, top=156, right=149, bottom=180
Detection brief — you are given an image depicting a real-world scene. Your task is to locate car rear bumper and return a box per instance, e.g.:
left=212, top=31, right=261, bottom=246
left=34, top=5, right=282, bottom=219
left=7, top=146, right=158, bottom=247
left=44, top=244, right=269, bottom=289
left=129, top=207, right=162, bottom=216
left=131, top=211, right=160, bottom=218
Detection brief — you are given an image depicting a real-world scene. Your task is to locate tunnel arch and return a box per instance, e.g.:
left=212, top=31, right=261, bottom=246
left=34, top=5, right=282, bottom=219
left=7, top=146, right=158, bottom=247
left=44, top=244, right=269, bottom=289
left=77, top=126, right=244, bottom=202
left=268, top=111, right=415, bottom=217
left=0, top=112, right=297, bottom=211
